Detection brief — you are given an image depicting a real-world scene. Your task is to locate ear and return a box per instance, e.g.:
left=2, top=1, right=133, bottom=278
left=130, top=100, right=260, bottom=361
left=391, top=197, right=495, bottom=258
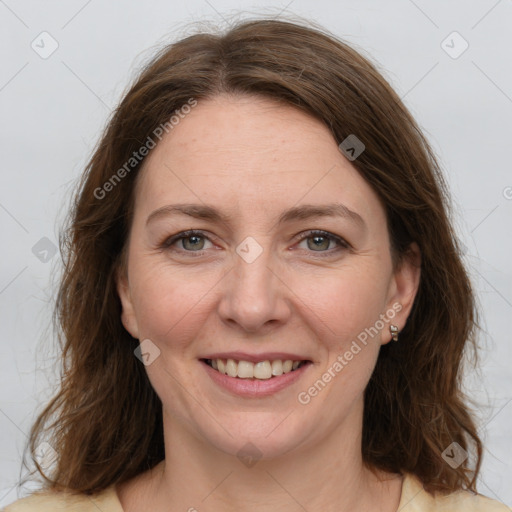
left=382, top=242, right=421, bottom=344
left=116, top=264, right=140, bottom=340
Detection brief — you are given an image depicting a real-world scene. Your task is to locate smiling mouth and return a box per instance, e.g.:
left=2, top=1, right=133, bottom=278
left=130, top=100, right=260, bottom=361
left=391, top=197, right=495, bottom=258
left=202, top=358, right=311, bottom=380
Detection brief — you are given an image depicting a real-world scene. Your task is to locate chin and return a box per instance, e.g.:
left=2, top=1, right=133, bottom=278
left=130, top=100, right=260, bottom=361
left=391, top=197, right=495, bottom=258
left=191, top=409, right=320, bottom=462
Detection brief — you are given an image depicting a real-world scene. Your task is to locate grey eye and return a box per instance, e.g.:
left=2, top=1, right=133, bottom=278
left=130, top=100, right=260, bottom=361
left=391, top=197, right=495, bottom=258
left=181, top=235, right=206, bottom=251
left=307, top=235, right=332, bottom=251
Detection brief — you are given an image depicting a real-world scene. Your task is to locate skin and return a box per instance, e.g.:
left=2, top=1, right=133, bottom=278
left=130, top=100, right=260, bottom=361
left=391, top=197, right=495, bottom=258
left=116, top=94, right=421, bottom=512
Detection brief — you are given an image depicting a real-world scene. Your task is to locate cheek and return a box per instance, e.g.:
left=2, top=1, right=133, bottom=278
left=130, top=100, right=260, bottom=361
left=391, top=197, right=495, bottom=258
left=292, top=264, right=391, bottom=347
left=129, top=258, right=221, bottom=346
left=293, top=269, right=390, bottom=416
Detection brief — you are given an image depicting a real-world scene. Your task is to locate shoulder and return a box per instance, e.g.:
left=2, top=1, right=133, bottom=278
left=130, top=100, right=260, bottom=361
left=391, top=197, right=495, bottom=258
left=2, top=485, right=123, bottom=512
left=399, top=473, right=510, bottom=511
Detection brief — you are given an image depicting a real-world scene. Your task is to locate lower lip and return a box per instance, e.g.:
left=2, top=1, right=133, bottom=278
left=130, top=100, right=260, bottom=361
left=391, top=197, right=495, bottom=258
left=201, top=360, right=311, bottom=398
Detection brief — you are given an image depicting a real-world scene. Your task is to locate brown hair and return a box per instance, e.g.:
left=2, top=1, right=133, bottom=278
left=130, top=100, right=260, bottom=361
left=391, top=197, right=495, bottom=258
left=25, top=16, right=482, bottom=496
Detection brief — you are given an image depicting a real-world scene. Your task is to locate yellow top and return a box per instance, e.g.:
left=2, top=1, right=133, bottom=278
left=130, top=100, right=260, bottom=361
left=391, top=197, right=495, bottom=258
left=3, top=473, right=510, bottom=511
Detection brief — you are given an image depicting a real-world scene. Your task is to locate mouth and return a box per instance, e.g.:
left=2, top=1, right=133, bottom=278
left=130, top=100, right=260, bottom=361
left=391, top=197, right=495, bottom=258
left=201, top=358, right=312, bottom=380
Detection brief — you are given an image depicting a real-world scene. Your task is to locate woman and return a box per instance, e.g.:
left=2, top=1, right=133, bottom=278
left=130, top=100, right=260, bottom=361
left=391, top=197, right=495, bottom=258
left=5, top=17, right=509, bottom=512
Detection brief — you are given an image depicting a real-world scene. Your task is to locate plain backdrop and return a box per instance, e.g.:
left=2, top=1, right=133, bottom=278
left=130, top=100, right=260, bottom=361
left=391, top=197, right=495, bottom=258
left=1, top=0, right=511, bottom=508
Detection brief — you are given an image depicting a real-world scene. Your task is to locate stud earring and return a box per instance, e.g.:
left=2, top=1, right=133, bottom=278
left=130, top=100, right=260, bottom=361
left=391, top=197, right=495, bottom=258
left=390, top=325, right=399, bottom=342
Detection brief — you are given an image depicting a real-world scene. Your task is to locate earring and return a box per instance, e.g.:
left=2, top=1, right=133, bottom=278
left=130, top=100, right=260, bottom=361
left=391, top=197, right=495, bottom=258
left=390, top=325, right=399, bottom=342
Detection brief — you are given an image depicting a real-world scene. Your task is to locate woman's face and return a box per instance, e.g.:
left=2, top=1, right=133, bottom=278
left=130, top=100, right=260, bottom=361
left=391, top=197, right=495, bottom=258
left=117, top=94, right=419, bottom=460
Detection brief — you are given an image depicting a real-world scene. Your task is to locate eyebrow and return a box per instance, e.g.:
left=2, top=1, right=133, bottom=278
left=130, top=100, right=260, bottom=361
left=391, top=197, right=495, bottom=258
left=146, top=203, right=365, bottom=229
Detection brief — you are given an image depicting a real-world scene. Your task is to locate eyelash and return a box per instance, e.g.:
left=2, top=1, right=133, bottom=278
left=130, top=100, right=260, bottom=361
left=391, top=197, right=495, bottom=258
left=160, top=229, right=350, bottom=257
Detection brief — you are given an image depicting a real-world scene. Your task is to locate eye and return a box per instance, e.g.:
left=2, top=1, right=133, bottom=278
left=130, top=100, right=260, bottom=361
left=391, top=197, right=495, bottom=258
left=296, top=230, right=349, bottom=254
left=162, top=230, right=214, bottom=253
left=160, top=229, right=349, bottom=257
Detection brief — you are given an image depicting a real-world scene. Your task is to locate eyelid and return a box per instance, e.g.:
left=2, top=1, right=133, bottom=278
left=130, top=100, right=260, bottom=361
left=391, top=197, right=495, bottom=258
left=161, top=229, right=215, bottom=250
left=294, top=229, right=350, bottom=252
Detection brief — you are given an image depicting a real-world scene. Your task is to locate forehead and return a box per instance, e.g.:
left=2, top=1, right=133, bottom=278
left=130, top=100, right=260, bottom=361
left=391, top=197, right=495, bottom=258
left=134, top=94, right=385, bottom=226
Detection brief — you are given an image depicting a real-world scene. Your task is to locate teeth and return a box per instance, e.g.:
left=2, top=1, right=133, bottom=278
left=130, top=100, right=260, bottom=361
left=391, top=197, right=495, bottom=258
left=237, top=360, right=254, bottom=378
left=226, top=359, right=238, bottom=378
left=282, top=360, right=293, bottom=373
left=207, top=358, right=305, bottom=380
left=271, top=360, right=283, bottom=376
left=254, top=361, right=272, bottom=379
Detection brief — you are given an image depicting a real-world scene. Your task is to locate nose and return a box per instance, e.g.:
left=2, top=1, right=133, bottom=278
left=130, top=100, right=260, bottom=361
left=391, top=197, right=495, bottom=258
left=217, top=243, right=292, bottom=334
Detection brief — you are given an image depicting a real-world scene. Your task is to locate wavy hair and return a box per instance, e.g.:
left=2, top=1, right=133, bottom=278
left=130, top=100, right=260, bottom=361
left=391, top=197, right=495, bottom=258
left=25, top=16, right=482, bottom=496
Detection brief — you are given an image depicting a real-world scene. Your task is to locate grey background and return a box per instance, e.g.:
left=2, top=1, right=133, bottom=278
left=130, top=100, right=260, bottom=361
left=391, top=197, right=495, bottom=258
left=1, top=0, right=511, bottom=508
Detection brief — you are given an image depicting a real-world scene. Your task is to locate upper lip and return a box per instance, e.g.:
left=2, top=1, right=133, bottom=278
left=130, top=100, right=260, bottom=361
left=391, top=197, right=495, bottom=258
left=201, top=352, right=311, bottom=363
